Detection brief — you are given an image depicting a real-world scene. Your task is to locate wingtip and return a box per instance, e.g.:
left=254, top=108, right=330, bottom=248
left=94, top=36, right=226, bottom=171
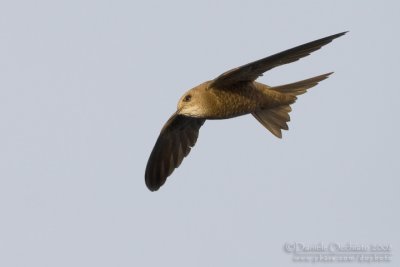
left=145, top=179, right=161, bottom=192
left=333, top=31, right=349, bottom=38
left=145, top=180, right=155, bottom=192
left=322, top=31, right=348, bottom=42
left=145, top=166, right=163, bottom=192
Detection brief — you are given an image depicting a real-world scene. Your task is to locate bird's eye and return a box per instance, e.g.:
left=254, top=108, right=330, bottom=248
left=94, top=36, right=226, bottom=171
left=184, top=95, right=192, bottom=102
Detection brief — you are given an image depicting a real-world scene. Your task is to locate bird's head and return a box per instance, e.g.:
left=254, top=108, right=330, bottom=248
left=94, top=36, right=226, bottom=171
left=177, top=82, right=211, bottom=117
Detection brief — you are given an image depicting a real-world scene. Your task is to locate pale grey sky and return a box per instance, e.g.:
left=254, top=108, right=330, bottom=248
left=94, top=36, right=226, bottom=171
left=0, top=1, right=399, bottom=266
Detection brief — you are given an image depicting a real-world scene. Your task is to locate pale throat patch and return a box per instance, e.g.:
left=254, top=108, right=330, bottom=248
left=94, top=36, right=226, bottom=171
left=181, top=104, right=205, bottom=117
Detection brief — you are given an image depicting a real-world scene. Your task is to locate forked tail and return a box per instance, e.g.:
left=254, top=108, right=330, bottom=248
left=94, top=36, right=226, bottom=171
left=252, top=72, right=333, bottom=138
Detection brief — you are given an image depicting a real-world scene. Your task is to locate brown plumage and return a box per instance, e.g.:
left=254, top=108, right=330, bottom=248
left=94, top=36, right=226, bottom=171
left=145, top=32, right=347, bottom=191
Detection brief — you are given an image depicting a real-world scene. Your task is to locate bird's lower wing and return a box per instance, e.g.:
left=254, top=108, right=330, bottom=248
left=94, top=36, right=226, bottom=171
left=145, top=113, right=205, bottom=191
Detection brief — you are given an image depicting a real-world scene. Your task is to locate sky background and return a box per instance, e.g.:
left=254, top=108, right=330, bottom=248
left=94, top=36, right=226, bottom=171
left=0, top=1, right=399, bottom=266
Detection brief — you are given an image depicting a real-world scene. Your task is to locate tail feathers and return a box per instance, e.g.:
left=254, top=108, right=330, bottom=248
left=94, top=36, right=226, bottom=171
left=253, top=72, right=332, bottom=138
left=252, top=105, right=292, bottom=138
left=270, top=72, right=333, bottom=96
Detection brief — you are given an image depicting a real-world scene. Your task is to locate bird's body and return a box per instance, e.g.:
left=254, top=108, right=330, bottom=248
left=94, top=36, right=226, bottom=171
left=180, top=81, right=294, bottom=119
left=145, top=32, right=347, bottom=191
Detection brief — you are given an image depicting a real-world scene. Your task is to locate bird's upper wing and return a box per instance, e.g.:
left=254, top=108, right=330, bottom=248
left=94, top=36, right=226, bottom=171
left=209, top=32, right=347, bottom=88
left=145, top=113, right=205, bottom=191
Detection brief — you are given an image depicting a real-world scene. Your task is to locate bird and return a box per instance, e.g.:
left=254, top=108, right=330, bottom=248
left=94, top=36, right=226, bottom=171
left=145, top=31, right=347, bottom=191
